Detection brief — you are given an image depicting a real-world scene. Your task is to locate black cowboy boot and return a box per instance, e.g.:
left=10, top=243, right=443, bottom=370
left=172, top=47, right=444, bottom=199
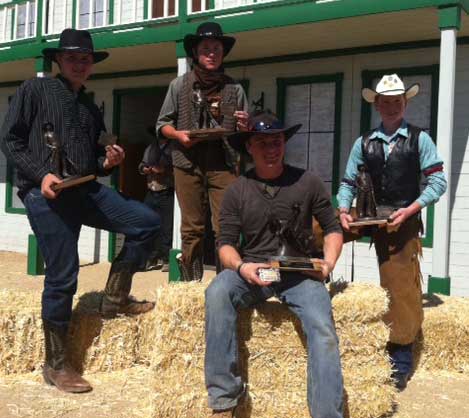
left=42, top=322, right=92, bottom=393
left=100, top=261, right=155, bottom=318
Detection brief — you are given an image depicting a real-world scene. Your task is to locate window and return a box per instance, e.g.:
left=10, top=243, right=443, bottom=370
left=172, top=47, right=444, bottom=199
left=361, top=65, right=439, bottom=247
left=277, top=74, right=343, bottom=197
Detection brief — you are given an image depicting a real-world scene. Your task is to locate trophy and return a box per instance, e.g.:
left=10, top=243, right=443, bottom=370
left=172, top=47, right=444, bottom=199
left=348, top=164, right=394, bottom=228
left=187, top=82, right=235, bottom=140
left=258, top=204, right=324, bottom=282
left=44, top=123, right=96, bottom=191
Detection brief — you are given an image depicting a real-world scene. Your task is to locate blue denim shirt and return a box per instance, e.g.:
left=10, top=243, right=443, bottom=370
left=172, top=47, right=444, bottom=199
left=337, top=120, right=447, bottom=210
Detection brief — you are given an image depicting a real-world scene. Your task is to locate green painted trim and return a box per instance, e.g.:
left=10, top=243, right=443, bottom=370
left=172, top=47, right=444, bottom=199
left=34, top=56, right=51, bottom=72
left=439, top=5, right=461, bottom=30
left=0, top=0, right=33, bottom=7
left=276, top=73, right=343, bottom=194
left=428, top=275, right=451, bottom=295
left=359, top=64, right=439, bottom=248
left=168, top=248, right=182, bottom=281
left=11, top=5, right=16, bottom=40
left=27, top=234, right=45, bottom=275
left=175, top=40, right=186, bottom=58
left=143, top=0, right=149, bottom=20
left=4, top=0, right=469, bottom=64
left=90, top=66, right=176, bottom=80
left=36, top=0, right=44, bottom=38
left=5, top=163, right=27, bottom=215
left=109, top=0, right=114, bottom=25
left=72, top=0, right=77, bottom=28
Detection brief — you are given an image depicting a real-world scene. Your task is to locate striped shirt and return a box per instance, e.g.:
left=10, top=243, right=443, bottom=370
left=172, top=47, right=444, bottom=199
left=0, top=75, right=108, bottom=198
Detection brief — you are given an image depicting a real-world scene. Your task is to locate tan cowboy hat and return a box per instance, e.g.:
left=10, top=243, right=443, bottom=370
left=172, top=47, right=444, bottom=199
left=362, top=74, right=419, bottom=103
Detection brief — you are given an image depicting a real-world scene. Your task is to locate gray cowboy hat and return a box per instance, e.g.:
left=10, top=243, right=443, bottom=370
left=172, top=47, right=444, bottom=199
left=183, top=22, right=236, bottom=59
left=42, top=28, right=109, bottom=63
left=228, top=110, right=302, bottom=154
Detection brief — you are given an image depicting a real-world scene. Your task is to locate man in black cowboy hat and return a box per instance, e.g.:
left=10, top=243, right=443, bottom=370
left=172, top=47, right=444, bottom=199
left=156, top=21, right=249, bottom=281
left=1, top=28, right=160, bottom=393
left=204, top=111, right=344, bottom=418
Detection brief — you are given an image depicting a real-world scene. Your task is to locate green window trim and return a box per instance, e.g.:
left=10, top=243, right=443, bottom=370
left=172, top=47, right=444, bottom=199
left=276, top=73, right=344, bottom=196
left=360, top=64, right=439, bottom=248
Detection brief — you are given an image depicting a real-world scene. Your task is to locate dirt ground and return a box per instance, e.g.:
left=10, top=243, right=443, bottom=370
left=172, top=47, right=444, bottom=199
left=0, top=251, right=468, bottom=418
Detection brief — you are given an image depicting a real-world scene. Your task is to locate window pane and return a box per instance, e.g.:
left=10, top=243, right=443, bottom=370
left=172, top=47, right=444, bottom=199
left=309, top=82, right=335, bottom=132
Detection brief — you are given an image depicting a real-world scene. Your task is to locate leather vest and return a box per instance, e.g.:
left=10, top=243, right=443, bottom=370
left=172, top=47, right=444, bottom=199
left=362, top=124, right=421, bottom=208
left=173, top=71, right=238, bottom=170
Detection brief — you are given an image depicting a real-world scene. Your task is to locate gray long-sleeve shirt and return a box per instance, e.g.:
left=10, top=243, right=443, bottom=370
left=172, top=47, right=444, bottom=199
left=218, top=165, right=342, bottom=263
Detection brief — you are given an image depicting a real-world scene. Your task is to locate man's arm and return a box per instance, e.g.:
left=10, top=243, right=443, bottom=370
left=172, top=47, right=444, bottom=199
left=219, top=244, right=272, bottom=287
left=0, top=80, right=49, bottom=184
left=337, top=137, right=364, bottom=230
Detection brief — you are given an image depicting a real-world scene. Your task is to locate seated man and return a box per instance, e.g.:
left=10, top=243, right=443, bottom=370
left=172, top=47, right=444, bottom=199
left=204, top=111, right=344, bottom=418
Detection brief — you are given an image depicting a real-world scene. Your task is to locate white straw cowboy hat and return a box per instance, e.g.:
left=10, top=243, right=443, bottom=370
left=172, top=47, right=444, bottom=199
left=362, top=74, right=420, bottom=103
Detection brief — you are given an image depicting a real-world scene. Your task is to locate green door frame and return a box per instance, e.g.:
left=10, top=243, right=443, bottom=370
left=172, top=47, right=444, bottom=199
left=108, top=84, right=170, bottom=262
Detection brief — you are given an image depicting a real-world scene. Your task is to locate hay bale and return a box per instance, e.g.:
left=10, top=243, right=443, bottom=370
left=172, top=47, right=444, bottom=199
left=418, top=293, right=469, bottom=373
left=0, top=289, right=157, bottom=375
left=150, top=282, right=396, bottom=418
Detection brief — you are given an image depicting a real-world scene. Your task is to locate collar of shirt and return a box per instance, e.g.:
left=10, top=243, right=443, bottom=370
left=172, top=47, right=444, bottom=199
left=369, top=120, right=409, bottom=144
left=56, top=74, right=87, bottom=96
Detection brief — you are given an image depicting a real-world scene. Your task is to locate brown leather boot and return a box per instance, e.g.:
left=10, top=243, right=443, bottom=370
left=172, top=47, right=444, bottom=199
left=43, top=323, right=92, bottom=393
left=210, top=409, right=234, bottom=418
left=100, top=261, right=155, bottom=318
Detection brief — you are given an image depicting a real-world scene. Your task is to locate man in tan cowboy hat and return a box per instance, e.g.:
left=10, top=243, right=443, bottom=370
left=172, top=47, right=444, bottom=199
left=1, top=28, right=160, bottom=393
left=338, top=74, right=447, bottom=390
left=156, top=21, right=249, bottom=281
left=204, top=110, right=344, bottom=418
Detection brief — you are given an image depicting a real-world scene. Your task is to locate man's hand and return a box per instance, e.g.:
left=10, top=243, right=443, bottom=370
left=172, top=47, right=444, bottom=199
left=301, top=259, right=333, bottom=282
left=103, top=144, right=125, bottom=170
left=175, top=130, right=198, bottom=148
left=41, top=173, right=63, bottom=199
left=388, top=207, right=411, bottom=228
left=239, top=262, right=274, bottom=287
left=234, top=111, right=249, bottom=132
left=339, top=212, right=354, bottom=231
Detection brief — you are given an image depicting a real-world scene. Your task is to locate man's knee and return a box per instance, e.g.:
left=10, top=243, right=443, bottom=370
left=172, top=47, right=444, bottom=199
left=205, top=270, right=238, bottom=307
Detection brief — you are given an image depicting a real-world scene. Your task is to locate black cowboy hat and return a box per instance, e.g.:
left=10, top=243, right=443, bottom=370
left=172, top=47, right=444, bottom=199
left=228, top=110, right=302, bottom=154
left=42, top=28, right=109, bottom=63
left=183, top=22, right=236, bottom=59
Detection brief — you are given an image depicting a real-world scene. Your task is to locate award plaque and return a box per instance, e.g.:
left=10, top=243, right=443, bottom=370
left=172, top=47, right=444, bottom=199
left=188, top=128, right=235, bottom=140
left=44, top=123, right=96, bottom=191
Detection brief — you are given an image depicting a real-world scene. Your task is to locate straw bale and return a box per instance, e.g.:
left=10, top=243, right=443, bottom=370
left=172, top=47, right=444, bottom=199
left=0, top=289, right=157, bottom=375
left=418, top=293, right=469, bottom=373
left=150, top=281, right=396, bottom=418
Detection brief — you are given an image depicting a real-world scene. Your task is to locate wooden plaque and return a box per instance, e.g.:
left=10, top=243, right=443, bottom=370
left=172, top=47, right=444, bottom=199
left=51, top=174, right=96, bottom=191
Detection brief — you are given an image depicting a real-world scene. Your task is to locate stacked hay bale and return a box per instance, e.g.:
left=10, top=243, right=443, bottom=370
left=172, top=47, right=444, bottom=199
left=149, top=281, right=396, bottom=418
left=0, top=289, right=157, bottom=375
left=418, top=293, right=469, bottom=373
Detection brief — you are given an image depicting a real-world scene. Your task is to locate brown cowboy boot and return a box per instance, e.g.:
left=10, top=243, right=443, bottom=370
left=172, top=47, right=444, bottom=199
left=42, top=323, right=92, bottom=393
left=100, top=261, right=155, bottom=318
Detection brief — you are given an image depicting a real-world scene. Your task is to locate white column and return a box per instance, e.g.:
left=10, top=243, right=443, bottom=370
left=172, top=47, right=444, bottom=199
left=433, top=28, right=456, bottom=279
left=171, top=56, right=190, bottom=249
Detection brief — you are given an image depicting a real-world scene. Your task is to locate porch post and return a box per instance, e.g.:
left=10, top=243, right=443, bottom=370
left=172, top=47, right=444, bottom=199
left=35, top=56, right=51, bottom=78
left=169, top=40, right=191, bottom=281
left=429, top=6, right=460, bottom=295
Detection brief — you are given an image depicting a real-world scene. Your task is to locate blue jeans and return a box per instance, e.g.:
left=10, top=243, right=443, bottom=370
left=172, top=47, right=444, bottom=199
left=143, top=188, right=174, bottom=262
left=205, top=270, right=344, bottom=418
left=22, top=181, right=160, bottom=329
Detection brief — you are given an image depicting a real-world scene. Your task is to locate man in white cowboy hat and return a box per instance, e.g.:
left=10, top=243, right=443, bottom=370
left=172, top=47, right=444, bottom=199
left=156, top=21, right=249, bottom=281
left=337, top=74, right=447, bottom=390
left=1, top=28, right=160, bottom=393
left=204, top=110, right=344, bottom=418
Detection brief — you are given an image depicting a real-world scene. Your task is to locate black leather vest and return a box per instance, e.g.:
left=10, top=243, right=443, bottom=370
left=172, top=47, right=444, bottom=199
left=362, top=124, right=421, bottom=208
